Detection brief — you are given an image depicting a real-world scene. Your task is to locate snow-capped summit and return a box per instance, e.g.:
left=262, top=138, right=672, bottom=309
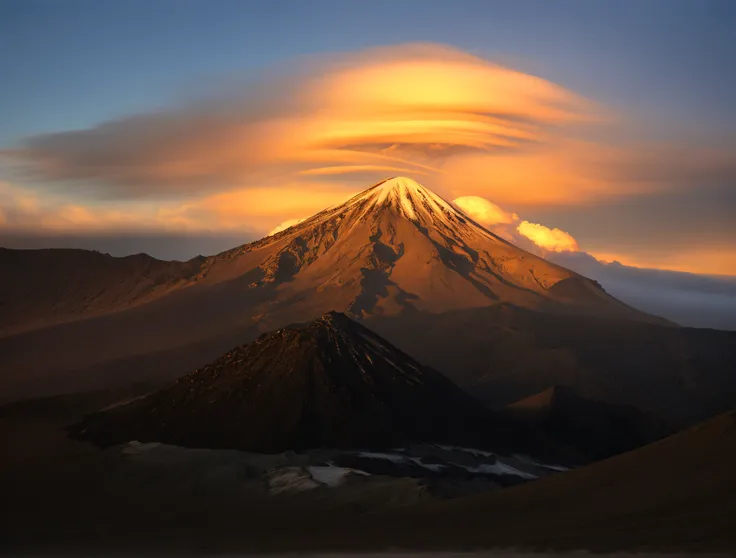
left=350, top=176, right=457, bottom=222
left=339, top=176, right=503, bottom=245
left=198, top=177, right=654, bottom=327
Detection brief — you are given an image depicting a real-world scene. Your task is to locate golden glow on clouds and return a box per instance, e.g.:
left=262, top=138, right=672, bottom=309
left=453, top=196, right=518, bottom=225
left=452, top=194, right=579, bottom=254
left=0, top=180, right=355, bottom=234
left=0, top=181, right=159, bottom=232
left=517, top=220, right=580, bottom=252
left=155, top=184, right=357, bottom=232
left=5, top=43, right=593, bottom=199
left=438, top=140, right=669, bottom=207
left=591, top=250, right=736, bottom=277
left=6, top=42, right=708, bottom=211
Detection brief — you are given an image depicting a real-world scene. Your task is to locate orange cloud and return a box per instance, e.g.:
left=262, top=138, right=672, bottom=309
left=452, top=196, right=518, bottom=225
left=517, top=220, right=579, bottom=252
left=159, top=183, right=357, bottom=232
left=0, top=180, right=354, bottom=236
left=0, top=181, right=158, bottom=232
left=3, top=43, right=593, bottom=199
left=438, top=141, right=736, bottom=207
left=591, top=249, right=736, bottom=277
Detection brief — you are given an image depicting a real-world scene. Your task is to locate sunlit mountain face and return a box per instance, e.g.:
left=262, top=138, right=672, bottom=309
left=193, top=176, right=658, bottom=329
left=0, top=176, right=656, bottom=339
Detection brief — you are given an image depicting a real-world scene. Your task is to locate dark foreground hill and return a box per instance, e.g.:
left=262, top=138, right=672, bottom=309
left=417, top=409, right=736, bottom=551
left=71, top=312, right=570, bottom=459
left=3, top=388, right=735, bottom=553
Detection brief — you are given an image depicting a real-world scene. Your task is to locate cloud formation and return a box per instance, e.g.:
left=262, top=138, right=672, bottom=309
left=0, top=179, right=353, bottom=236
left=0, top=181, right=161, bottom=233
left=517, top=220, right=579, bottom=252
left=452, top=193, right=580, bottom=253
left=268, top=217, right=307, bottom=236
left=589, top=248, right=736, bottom=277
left=548, top=251, right=736, bottom=330
left=2, top=43, right=592, bottom=199
left=452, top=196, right=518, bottom=225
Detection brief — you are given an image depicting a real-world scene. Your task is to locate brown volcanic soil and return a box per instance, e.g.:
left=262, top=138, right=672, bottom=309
left=2, top=388, right=735, bottom=553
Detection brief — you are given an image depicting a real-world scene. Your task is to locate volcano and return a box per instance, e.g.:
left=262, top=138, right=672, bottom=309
left=192, top=176, right=655, bottom=328
left=0, top=177, right=655, bottom=339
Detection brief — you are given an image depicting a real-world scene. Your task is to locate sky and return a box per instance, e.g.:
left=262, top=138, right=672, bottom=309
left=1, top=0, right=735, bottom=280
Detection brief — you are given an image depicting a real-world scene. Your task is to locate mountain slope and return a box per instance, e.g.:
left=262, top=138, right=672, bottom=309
left=503, top=385, right=671, bottom=460
left=411, top=409, right=736, bottom=551
left=0, top=248, right=205, bottom=336
left=368, top=305, right=736, bottom=428
left=71, top=312, right=571, bottom=458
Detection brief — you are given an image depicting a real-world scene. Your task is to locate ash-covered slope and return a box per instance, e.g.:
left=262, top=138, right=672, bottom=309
left=71, top=312, right=570, bottom=459
left=197, top=177, right=656, bottom=327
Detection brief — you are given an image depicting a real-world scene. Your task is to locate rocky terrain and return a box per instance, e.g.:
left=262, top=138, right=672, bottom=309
left=2, top=386, right=735, bottom=553
left=71, top=312, right=577, bottom=463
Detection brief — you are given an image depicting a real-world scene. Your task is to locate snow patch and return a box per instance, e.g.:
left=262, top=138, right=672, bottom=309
left=513, top=453, right=570, bottom=472
left=461, top=461, right=538, bottom=480
left=307, top=465, right=370, bottom=487
left=122, top=441, right=162, bottom=455
left=407, top=457, right=445, bottom=472
left=357, top=451, right=407, bottom=463
left=435, top=444, right=495, bottom=458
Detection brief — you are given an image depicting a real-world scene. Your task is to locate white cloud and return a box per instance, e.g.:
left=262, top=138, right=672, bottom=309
left=516, top=220, right=579, bottom=252
left=268, top=217, right=307, bottom=236
left=453, top=196, right=518, bottom=226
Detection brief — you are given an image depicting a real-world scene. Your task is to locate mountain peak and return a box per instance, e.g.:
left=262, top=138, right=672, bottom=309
left=207, top=176, right=656, bottom=326
left=347, top=176, right=457, bottom=222
left=375, top=176, right=428, bottom=195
